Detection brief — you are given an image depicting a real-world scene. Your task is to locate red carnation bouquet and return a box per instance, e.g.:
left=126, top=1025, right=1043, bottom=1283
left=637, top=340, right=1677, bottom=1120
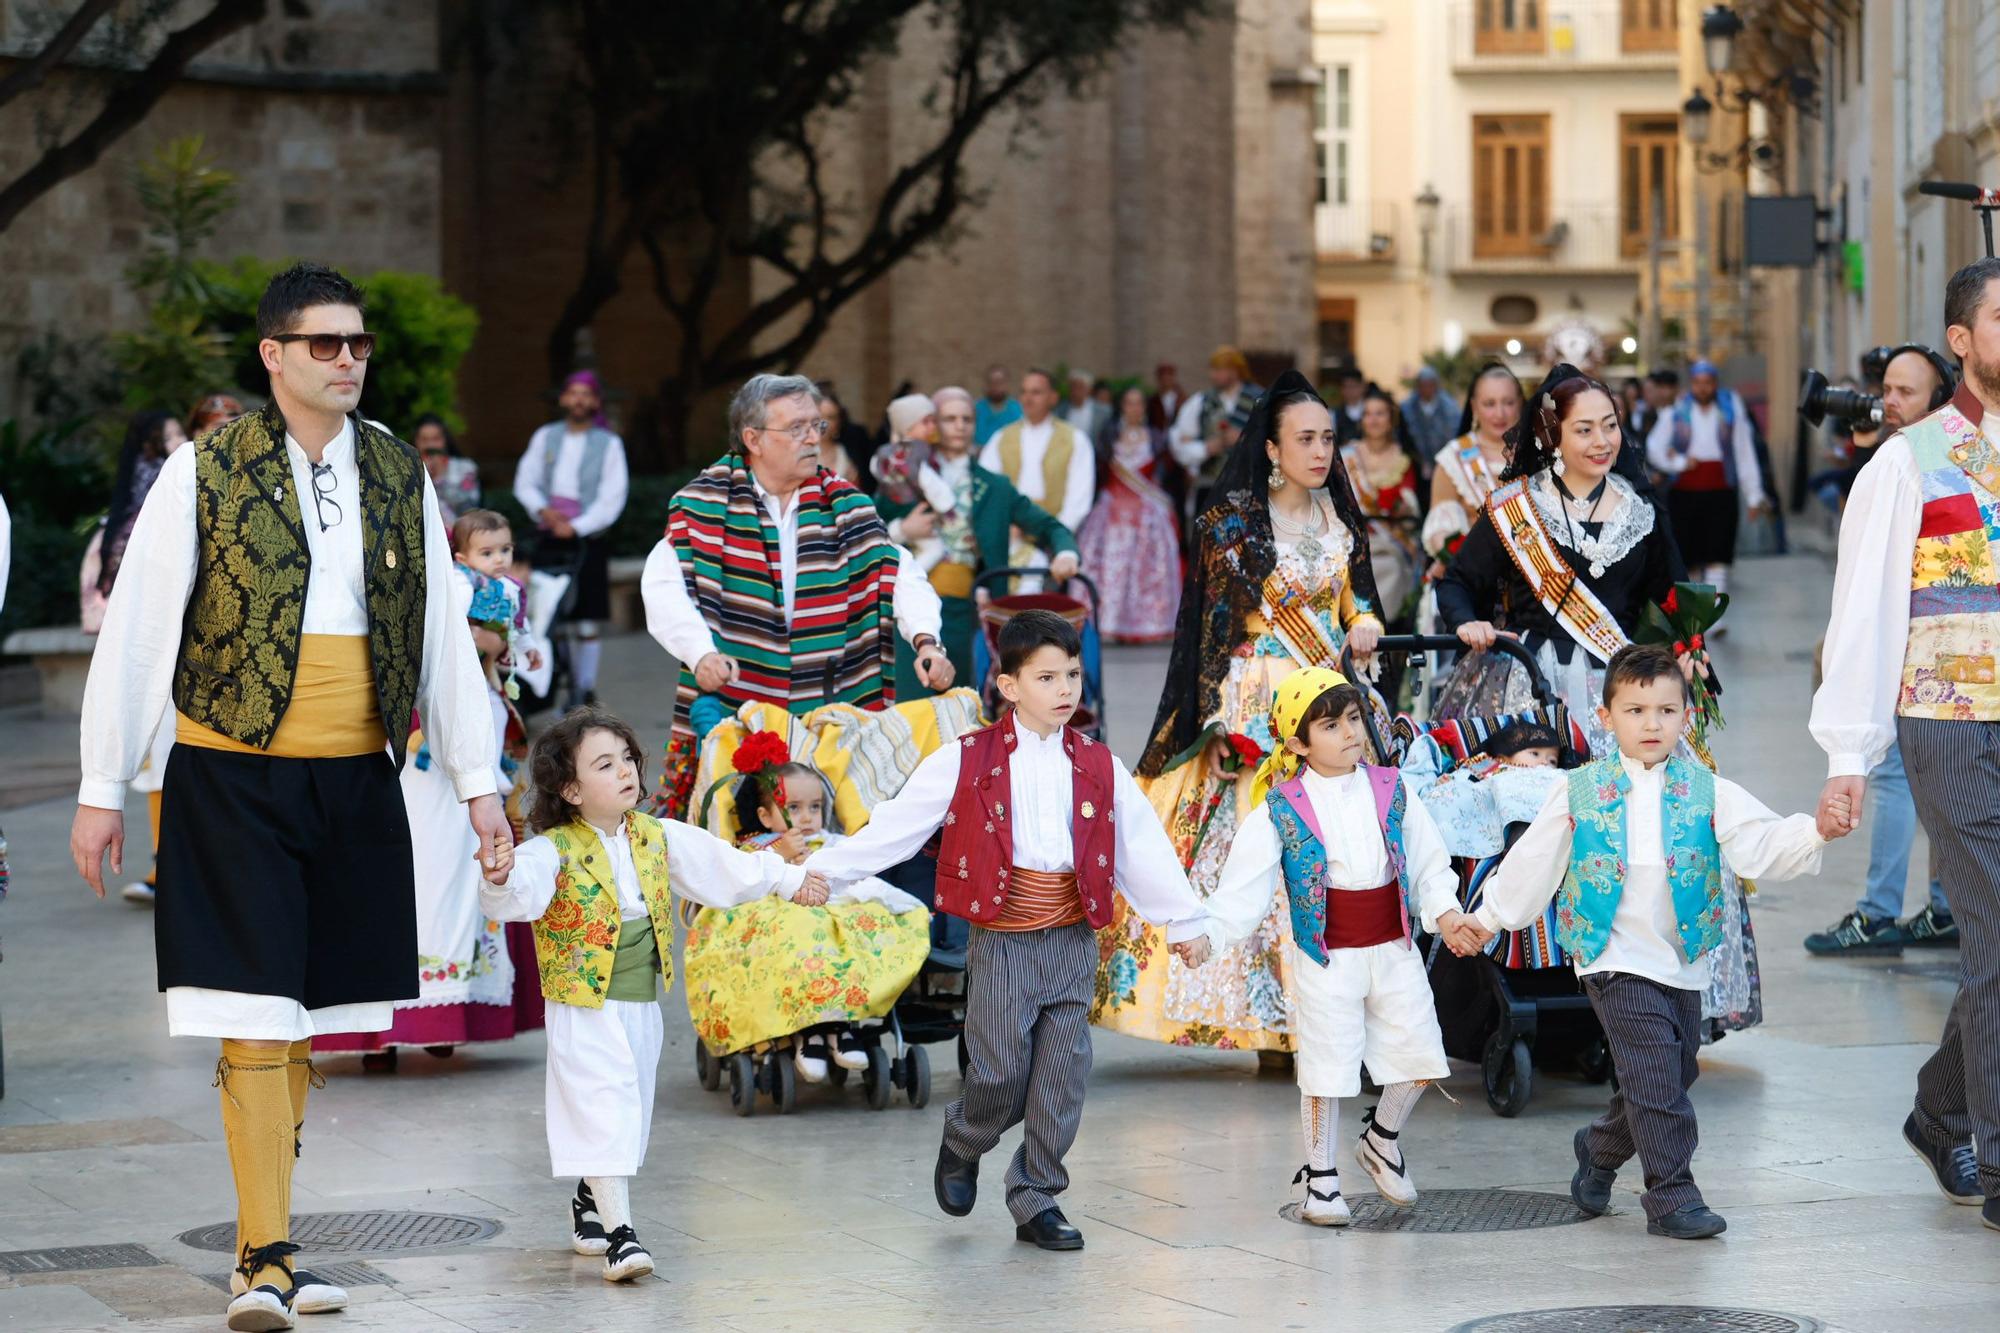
left=1635, top=581, right=1727, bottom=743
left=1219, top=731, right=1263, bottom=773
left=731, top=730, right=794, bottom=827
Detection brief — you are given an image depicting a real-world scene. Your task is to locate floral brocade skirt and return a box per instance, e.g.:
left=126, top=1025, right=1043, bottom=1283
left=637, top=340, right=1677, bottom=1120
left=682, top=897, right=931, bottom=1056
left=1091, top=654, right=1300, bottom=1051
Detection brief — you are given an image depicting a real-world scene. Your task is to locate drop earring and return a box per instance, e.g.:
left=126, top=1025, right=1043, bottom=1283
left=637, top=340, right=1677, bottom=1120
left=1553, top=453, right=1567, bottom=477
left=1268, top=461, right=1286, bottom=491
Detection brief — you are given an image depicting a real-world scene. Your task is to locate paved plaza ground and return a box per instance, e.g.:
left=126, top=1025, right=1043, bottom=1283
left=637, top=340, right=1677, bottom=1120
left=0, top=551, right=1994, bottom=1331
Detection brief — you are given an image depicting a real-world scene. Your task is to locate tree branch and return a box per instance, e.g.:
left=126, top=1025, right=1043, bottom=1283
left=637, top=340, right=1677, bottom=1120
left=0, top=0, right=269, bottom=235
left=0, top=0, right=122, bottom=110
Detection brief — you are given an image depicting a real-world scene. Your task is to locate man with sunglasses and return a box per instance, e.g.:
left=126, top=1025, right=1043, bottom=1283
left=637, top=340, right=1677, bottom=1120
left=69, top=262, right=504, bottom=1331
left=513, top=370, right=628, bottom=705
left=645, top=372, right=952, bottom=818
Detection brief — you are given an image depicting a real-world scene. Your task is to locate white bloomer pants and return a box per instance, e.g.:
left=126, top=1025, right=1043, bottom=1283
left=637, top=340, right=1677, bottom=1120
left=546, top=998, right=664, bottom=1178
left=1287, top=939, right=1450, bottom=1099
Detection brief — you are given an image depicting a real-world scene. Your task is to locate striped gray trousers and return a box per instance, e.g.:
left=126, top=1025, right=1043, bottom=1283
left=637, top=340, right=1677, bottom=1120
left=1899, top=716, right=2000, bottom=1199
left=944, top=922, right=1097, bottom=1224
left=1580, top=971, right=1705, bottom=1219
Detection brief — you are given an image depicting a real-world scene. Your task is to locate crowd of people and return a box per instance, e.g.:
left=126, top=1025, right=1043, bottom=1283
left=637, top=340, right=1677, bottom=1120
left=44, top=254, right=2000, bottom=1330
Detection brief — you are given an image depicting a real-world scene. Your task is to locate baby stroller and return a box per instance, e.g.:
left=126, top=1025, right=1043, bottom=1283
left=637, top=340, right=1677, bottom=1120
left=682, top=693, right=983, bottom=1115
left=1344, top=634, right=1612, bottom=1118
left=971, top=567, right=1105, bottom=740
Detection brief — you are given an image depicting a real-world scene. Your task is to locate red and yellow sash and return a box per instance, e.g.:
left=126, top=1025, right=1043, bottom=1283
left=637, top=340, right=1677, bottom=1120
left=1485, top=478, right=1629, bottom=666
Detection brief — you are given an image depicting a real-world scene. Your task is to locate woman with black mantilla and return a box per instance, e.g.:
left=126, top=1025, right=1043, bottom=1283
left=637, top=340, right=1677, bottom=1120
left=1434, top=364, right=1760, bottom=1038
left=1091, top=369, right=1383, bottom=1060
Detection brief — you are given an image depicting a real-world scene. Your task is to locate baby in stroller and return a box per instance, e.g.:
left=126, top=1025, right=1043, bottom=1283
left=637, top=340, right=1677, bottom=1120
left=1404, top=716, right=1570, bottom=864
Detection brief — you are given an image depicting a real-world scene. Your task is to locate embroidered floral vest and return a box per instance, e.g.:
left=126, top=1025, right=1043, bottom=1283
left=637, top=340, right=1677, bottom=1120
left=172, top=404, right=429, bottom=764
left=1264, top=765, right=1412, bottom=967
left=532, top=811, right=676, bottom=1008
left=1897, top=387, right=2000, bottom=720
left=1557, top=756, right=1722, bottom=967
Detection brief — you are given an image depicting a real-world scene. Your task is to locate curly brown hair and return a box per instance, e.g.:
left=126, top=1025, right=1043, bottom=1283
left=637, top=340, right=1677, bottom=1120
left=525, top=705, right=648, bottom=833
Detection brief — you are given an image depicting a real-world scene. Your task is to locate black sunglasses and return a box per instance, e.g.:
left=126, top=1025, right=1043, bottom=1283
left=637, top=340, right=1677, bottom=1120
left=272, top=332, right=377, bottom=361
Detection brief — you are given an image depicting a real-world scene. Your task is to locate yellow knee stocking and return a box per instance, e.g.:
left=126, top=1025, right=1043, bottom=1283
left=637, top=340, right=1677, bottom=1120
left=285, top=1039, right=322, bottom=1159
left=145, top=790, right=162, bottom=886
left=216, top=1040, right=297, bottom=1290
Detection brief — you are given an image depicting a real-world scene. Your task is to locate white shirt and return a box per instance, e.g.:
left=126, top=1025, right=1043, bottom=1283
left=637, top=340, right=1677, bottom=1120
left=639, top=473, right=943, bottom=668
left=803, top=716, right=1211, bottom=943
left=1203, top=768, right=1461, bottom=955
left=1474, top=754, right=1824, bottom=989
left=513, top=424, right=631, bottom=538
left=78, top=419, right=497, bottom=809
left=482, top=815, right=805, bottom=925
left=1809, top=425, right=1973, bottom=778
left=1645, top=394, right=1767, bottom=509
left=1170, top=386, right=1246, bottom=471
left=979, top=415, right=1097, bottom=533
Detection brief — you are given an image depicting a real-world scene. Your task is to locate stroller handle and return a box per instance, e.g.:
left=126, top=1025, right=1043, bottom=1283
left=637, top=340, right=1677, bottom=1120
left=971, top=566, right=1101, bottom=613
left=1340, top=633, right=1559, bottom=709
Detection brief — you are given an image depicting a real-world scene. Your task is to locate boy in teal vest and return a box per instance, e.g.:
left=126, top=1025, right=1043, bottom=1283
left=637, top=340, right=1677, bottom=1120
left=1462, top=644, right=1840, bottom=1239
left=1205, top=669, right=1467, bottom=1226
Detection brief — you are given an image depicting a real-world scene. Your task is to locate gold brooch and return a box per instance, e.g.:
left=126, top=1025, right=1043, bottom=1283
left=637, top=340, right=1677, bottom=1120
left=386, top=548, right=397, bottom=569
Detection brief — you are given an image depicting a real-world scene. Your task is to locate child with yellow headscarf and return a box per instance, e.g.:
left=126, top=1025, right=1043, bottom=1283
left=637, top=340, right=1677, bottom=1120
left=1204, top=667, right=1476, bottom=1225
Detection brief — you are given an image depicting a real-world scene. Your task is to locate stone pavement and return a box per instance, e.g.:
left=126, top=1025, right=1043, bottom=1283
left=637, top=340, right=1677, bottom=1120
left=0, top=552, right=1994, bottom=1332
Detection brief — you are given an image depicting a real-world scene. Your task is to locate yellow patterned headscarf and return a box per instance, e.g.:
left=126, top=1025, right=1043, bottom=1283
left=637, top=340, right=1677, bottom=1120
left=1247, top=667, right=1349, bottom=805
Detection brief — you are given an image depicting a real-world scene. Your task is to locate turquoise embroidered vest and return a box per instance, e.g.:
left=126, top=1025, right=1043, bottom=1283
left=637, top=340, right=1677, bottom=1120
left=1557, top=756, right=1723, bottom=967
left=1264, top=765, right=1412, bottom=968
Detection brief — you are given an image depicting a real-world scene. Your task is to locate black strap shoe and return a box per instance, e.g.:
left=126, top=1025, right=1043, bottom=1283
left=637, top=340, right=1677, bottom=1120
left=1015, top=1206, right=1084, bottom=1250
left=571, top=1179, right=612, bottom=1255
left=935, top=1141, right=978, bottom=1217
left=1646, top=1202, right=1727, bottom=1239
left=1570, top=1127, right=1617, bottom=1217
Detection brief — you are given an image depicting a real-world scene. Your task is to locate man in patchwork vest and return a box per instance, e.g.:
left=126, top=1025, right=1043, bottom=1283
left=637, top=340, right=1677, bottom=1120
left=1815, top=256, right=2000, bottom=1234
left=514, top=370, right=629, bottom=705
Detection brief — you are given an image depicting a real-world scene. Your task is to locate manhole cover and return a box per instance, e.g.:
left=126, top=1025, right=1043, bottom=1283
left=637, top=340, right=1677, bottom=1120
left=1277, top=1188, right=1587, bottom=1232
left=1454, top=1309, right=1822, bottom=1333
left=177, top=1211, right=501, bottom=1255
left=0, top=1244, right=162, bottom=1274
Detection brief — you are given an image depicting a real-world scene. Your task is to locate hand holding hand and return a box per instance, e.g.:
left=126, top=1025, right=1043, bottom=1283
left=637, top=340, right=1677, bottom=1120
left=694, top=652, right=740, bottom=693
left=1048, top=551, right=1080, bottom=582
left=1457, top=620, right=1499, bottom=652
left=1437, top=910, right=1494, bottom=957
left=1816, top=776, right=1865, bottom=840
left=481, top=838, right=515, bottom=885
left=792, top=872, right=831, bottom=906
left=468, top=794, right=512, bottom=874
left=1172, top=936, right=1213, bottom=969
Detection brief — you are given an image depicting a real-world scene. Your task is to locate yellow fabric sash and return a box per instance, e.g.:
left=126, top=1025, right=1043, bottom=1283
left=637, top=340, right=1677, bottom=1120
left=1484, top=479, right=1629, bottom=666
left=176, top=634, right=387, bottom=757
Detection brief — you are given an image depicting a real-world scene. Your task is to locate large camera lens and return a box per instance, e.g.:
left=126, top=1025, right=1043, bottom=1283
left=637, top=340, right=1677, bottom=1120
left=1800, top=369, right=1884, bottom=428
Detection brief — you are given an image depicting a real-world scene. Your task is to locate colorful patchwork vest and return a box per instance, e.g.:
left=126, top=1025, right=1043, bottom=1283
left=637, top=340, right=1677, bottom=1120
left=935, top=718, right=1117, bottom=927
left=172, top=404, right=429, bottom=765
left=1898, top=385, right=2000, bottom=719
left=532, top=811, right=676, bottom=1009
left=1556, top=756, right=1723, bottom=968
left=1263, top=765, right=1413, bottom=968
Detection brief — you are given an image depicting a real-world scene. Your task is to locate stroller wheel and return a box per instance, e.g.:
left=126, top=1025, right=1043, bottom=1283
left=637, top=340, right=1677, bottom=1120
left=1482, top=1032, right=1533, bottom=1118
left=770, top=1051, right=798, bottom=1115
left=864, top=1047, right=894, bottom=1110
left=904, top=1046, right=931, bottom=1109
left=727, top=1052, right=757, bottom=1117
left=1577, top=1037, right=1615, bottom=1085
left=696, top=1040, right=723, bottom=1092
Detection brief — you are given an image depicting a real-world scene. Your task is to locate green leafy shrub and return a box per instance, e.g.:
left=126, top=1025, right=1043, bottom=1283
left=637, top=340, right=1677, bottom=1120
left=0, top=417, right=115, bottom=638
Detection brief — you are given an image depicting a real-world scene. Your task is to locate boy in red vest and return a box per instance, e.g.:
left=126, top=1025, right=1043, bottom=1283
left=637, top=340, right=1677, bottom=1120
left=808, top=609, right=1212, bottom=1251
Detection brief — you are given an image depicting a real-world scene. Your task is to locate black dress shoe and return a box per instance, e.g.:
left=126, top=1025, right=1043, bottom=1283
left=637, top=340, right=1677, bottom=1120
left=1570, top=1127, right=1617, bottom=1217
left=1014, top=1206, right=1084, bottom=1251
left=934, top=1142, right=977, bottom=1217
left=1983, top=1196, right=2000, bottom=1232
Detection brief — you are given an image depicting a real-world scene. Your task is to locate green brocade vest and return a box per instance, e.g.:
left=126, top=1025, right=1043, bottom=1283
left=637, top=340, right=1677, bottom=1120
left=172, top=404, right=429, bottom=766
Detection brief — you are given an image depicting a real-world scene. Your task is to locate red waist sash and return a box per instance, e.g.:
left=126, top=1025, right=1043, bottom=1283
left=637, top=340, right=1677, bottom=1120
left=1323, top=881, right=1404, bottom=950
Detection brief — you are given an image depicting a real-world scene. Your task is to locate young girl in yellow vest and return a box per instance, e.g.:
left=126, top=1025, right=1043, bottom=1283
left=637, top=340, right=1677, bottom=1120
left=1203, top=669, right=1465, bottom=1225
left=480, top=706, right=829, bottom=1281
left=1462, top=644, right=1839, bottom=1239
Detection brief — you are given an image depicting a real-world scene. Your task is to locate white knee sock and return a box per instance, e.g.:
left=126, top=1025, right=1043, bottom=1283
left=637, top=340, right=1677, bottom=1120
left=572, top=634, right=602, bottom=692
left=1300, top=1094, right=1338, bottom=1180
left=584, top=1175, right=631, bottom=1232
left=1366, top=1080, right=1427, bottom=1167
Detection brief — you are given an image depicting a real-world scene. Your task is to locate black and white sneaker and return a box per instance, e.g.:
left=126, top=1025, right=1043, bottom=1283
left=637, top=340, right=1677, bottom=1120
left=602, top=1225, right=655, bottom=1283
left=1803, top=909, right=1903, bottom=957
left=1900, top=905, right=1959, bottom=949
left=571, top=1180, right=611, bottom=1256
left=227, top=1241, right=301, bottom=1331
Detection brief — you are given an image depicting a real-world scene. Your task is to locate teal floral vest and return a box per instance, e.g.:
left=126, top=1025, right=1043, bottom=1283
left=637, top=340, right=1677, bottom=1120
left=1557, top=756, right=1723, bottom=967
left=1264, top=765, right=1413, bottom=967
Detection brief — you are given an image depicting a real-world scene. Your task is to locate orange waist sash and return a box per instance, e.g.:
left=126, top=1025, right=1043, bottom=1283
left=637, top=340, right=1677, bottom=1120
left=987, top=866, right=1087, bottom=932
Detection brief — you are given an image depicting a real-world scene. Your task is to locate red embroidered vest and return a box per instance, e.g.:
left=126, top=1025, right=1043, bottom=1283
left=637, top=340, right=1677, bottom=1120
left=935, top=718, right=1118, bottom=927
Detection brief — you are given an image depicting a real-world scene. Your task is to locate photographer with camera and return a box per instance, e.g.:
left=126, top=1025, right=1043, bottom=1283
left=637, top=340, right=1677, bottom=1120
left=1645, top=359, right=1769, bottom=610
left=1812, top=257, right=2000, bottom=1226
left=1805, top=344, right=1961, bottom=958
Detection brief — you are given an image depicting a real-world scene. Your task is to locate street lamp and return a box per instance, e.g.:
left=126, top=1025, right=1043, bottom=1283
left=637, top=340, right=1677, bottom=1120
left=1683, top=90, right=1713, bottom=147
left=1701, top=5, right=1742, bottom=77
left=1414, top=184, right=1441, bottom=268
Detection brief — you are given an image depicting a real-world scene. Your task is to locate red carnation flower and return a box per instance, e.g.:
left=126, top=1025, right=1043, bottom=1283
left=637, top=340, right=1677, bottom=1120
left=1690, top=632, right=1704, bottom=652
left=1226, top=732, right=1264, bottom=767
left=732, top=730, right=790, bottom=775
left=1663, top=588, right=1680, bottom=615
left=1673, top=639, right=1687, bottom=655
